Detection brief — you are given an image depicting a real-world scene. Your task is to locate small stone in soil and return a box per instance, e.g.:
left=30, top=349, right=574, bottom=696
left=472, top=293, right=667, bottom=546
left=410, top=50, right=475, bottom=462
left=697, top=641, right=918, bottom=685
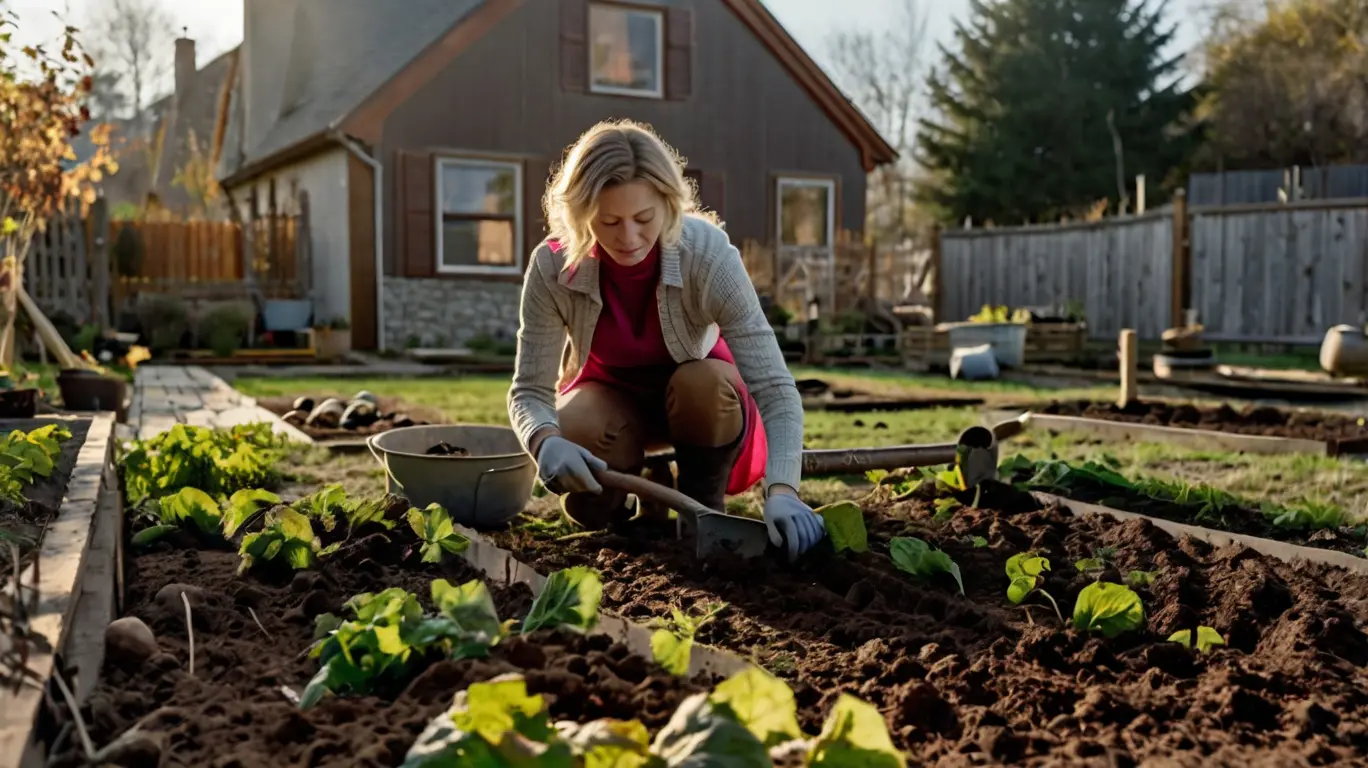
left=105, top=617, right=159, bottom=668
left=425, top=441, right=470, bottom=456
left=154, top=583, right=205, bottom=612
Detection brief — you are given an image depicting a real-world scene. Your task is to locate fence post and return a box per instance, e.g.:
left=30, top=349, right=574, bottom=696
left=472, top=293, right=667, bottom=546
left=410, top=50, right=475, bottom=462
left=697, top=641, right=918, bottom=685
left=90, top=197, right=110, bottom=327
left=1169, top=189, right=1188, bottom=329
left=930, top=224, right=943, bottom=322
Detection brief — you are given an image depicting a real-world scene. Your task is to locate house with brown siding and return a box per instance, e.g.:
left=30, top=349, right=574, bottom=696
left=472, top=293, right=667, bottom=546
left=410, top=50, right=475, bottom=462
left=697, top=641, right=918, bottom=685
left=216, top=0, right=896, bottom=351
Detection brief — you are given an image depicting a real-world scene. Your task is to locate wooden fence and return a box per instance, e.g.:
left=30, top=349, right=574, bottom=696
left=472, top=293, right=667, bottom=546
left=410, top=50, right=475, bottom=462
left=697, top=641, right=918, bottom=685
left=935, top=195, right=1368, bottom=344
left=939, top=212, right=1174, bottom=341
left=25, top=197, right=306, bottom=324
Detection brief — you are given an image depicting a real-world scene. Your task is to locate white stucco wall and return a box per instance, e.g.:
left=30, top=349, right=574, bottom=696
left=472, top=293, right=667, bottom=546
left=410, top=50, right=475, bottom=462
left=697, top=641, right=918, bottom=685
left=230, top=148, right=351, bottom=326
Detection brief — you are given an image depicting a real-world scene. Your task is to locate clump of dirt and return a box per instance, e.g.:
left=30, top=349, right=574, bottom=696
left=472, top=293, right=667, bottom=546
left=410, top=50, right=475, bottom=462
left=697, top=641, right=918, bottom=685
left=488, top=482, right=1368, bottom=764
left=424, top=442, right=469, bottom=457
left=1038, top=398, right=1368, bottom=446
left=54, top=544, right=707, bottom=767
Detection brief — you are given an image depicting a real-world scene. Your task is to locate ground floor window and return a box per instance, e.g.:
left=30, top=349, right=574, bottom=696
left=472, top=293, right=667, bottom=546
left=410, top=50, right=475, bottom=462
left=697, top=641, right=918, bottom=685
left=776, top=177, right=835, bottom=248
left=436, top=157, right=522, bottom=274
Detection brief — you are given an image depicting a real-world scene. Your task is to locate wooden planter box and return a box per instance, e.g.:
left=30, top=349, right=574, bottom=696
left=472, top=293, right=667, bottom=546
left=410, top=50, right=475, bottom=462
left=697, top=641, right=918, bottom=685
left=901, top=322, right=1088, bottom=368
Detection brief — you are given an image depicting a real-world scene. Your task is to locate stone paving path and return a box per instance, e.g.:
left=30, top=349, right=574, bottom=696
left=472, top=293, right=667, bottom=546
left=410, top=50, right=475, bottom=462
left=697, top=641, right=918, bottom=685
left=128, top=365, right=312, bottom=442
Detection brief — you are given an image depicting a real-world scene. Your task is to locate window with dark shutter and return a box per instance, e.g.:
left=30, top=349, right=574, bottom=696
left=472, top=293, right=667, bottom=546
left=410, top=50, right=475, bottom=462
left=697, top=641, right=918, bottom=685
left=399, top=151, right=435, bottom=278
left=561, top=0, right=588, bottom=93
left=665, top=6, right=693, bottom=100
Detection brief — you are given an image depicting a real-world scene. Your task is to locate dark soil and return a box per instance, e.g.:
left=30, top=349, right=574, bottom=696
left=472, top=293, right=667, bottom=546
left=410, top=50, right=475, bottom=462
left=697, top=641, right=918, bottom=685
left=60, top=536, right=707, bottom=767
left=257, top=396, right=441, bottom=442
left=1039, top=399, right=1368, bottom=446
left=489, top=484, right=1368, bottom=765
left=0, top=417, right=93, bottom=560
left=424, top=442, right=469, bottom=457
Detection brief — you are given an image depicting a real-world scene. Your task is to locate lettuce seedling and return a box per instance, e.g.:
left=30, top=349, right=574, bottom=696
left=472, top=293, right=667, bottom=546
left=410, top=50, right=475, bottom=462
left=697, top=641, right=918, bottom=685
left=1005, top=551, right=1062, bottom=622
left=889, top=537, right=964, bottom=595
left=814, top=501, right=868, bottom=554
left=1124, top=569, right=1156, bottom=588
left=430, top=578, right=509, bottom=658
left=520, top=566, right=603, bottom=633
left=650, top=602, right=727, bottom=676
left=808, top=694, right=906, bottom=768
left=407, top=504, right=471, bottom=563
left=1169, top=626, right=1225, bottom=653
left=237, top=507, right=337, bottom=575
left=1073, top=582, right=1145, bottom=637
left=708, top=666, right=803, bottom=748
left=132, top=486, right=281, bottom=546
left=402, top=675, right=575, bottom=766
left=292, top=484, right=396, bottom=539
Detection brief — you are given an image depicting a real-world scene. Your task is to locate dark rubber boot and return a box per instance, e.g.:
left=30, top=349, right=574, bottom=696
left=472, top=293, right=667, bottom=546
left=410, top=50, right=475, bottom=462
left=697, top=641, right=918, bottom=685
left=673, top=437, right=742, bottom=513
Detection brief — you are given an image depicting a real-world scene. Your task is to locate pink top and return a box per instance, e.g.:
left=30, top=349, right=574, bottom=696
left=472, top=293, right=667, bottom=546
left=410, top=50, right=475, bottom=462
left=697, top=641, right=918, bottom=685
left=558, top=242, right=767, bottom=495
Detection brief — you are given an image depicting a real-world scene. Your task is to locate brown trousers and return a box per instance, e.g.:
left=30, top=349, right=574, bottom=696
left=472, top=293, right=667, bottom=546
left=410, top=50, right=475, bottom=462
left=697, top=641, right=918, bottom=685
left=557, top=359, right=744, bottom=523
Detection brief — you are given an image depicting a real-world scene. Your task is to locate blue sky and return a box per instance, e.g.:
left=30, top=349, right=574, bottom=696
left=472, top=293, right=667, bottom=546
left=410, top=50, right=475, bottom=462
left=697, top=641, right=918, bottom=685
left=6, top=0, right=1208, bottom=101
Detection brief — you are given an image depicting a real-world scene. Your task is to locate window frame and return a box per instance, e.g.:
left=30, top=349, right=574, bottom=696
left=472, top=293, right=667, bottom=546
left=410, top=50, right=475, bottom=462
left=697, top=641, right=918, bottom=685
left=775, top=176, right=837, bottom=249
left=587, top=2, right=665, bottom=100
left=433, top=156, right=524, bottom=276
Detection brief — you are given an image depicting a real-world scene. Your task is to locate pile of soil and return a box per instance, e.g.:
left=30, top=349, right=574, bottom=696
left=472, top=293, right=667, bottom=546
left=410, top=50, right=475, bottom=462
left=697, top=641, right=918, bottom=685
left=1039, top=399, right=1368, bottom=444
left=257, top=396, right=444, bottom=442
left=58, top=538, right=707, bottom=766
left=489, top=485, right=1368, bottom=764
left=0, top=418, right=92, bottom=561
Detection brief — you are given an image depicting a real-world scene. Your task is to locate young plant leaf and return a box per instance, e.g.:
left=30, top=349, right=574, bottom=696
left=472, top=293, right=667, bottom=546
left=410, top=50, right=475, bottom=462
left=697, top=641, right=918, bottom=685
left=967, top=535, right=989, bottom=548
left=521, top=567, right=603, bottom=633
left=1169, top=626, right=1225, bottom=653
left=889, top=537, right=964, bottom=595
left=431, top=578, right=504, bottom=656
left=450, top=676, right=556, bottom=745
left=558, top=719, right=653, bottom=765
left=237, top=507, right=327, bottom=575
left=222, top=488, right=281, bottom=538
left=649, top=691, right=770, bottom=765
left=1005, top=552, right=1050, bottom=605
left=1124, top=570, right=1156, bottom=588
left=649, top=603, right=726, bottom=677
left=407, top=504, right=471, bottom=563
left=1075, top=557, right=1105, bottom=573
left=708, top=667, right=803, bottom=749
left=864, top=469, right=888, bottom=485
left=932, top=498, right=961, bottom=522
left=130, top=524, right=179, bottom=547
left=807, top=694, right=905, bottom=768
left=159, top=486, right=221, bottom=536
left=1073, top=582, right=1145, bottom=637
left=815, top=501, right=868, bottom=554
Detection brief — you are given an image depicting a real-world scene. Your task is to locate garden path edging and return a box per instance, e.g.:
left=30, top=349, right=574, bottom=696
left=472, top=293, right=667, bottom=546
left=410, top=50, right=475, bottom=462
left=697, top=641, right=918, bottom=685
left=0, top=413, right=120, bottom=768
left=1037, top=492, right=1368, bottom=575
left=453, top=522, right=753, bottom=680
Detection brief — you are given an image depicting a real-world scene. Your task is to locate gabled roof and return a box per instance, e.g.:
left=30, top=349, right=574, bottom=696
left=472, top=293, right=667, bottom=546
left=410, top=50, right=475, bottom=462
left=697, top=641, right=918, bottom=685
left=221, top=0, right=896, bottom=184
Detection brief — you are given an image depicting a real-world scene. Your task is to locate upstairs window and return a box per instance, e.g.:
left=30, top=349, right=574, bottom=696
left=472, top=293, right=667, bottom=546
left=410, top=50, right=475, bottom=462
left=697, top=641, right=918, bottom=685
left=589, top=4, right=663, bottom=98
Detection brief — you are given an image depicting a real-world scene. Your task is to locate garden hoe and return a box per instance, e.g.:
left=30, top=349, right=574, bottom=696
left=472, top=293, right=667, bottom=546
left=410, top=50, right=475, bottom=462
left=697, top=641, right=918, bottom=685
left=593, top=413, right=1031, bottom=560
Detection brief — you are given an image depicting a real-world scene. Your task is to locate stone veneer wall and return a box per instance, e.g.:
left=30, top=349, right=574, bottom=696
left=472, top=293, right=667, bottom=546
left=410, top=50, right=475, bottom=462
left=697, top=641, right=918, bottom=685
left=382, top=278, right=521, bottom=350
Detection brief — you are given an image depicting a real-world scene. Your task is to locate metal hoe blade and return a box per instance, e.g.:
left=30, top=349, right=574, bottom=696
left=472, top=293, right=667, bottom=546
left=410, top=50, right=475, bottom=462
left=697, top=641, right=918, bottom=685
left=594, top=469, right=771, bottom=559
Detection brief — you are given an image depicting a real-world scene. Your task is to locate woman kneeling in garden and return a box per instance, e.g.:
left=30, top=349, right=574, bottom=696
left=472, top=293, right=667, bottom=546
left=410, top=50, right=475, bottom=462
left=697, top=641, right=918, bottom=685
left=507, top=119, right=825, bottom=561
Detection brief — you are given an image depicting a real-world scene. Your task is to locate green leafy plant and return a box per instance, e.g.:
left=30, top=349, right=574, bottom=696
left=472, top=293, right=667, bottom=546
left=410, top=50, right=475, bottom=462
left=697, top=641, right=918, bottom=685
left=120, top=423, right=283, bottom=505
left=933, top=497, right=962, bottom=522
left=1124, top=570, right=1157, bottom=588
left=291, top=484, right=395, bottom=539
left=889, top=537, right=964, bottom=595
left=302, top=587, right=480, bottom=709
left=0, top=424, right=71, bottom=505
left=520, top=566, right=603, bottom=634
left=238, top=507, right=337, bottom=575
left=1005, top=551, right=1062, bottom=622
left=649, top=602, right=727, bottom=676
left=1168, top=626, right=1225, bottom=653
left=131, top=486, right=280, bottom=546
left=198, top=303, right=251, bottom=358
left=403, top=665, right=905, bottom=767
left=430, top=578, right=511, bottom=657
left=814, top=501, right=868, bottom=554
left=407, top=503, right=471, bottom=563
left=1074, top=547, right=1116, bottom=575
left=1073, top=582, right=1145, bottom=637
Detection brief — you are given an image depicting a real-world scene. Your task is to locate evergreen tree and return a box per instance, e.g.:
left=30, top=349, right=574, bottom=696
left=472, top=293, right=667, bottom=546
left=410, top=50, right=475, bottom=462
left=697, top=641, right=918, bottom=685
left=916, top=0, right=1196, bottom=225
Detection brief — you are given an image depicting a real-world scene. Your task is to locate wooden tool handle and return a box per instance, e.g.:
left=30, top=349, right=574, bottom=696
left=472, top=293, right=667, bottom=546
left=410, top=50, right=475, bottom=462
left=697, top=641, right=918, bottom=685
left=593, top=468, right=721, bottom=518
left=991, top=414, right=1031, bottom=441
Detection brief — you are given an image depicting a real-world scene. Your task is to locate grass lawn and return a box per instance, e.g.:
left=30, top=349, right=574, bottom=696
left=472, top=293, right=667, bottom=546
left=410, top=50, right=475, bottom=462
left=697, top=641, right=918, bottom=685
left=236, top=366, right=1368, bottom=517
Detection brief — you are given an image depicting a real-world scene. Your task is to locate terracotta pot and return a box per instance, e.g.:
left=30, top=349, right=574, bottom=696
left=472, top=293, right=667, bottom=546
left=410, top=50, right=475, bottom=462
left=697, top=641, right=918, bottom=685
left=1320, top=325, right=1368, bottom=377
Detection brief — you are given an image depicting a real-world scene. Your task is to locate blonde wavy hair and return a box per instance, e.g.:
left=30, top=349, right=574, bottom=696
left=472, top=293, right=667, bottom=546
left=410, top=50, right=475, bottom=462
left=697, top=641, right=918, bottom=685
left=542, top=119, right=711, bottom=268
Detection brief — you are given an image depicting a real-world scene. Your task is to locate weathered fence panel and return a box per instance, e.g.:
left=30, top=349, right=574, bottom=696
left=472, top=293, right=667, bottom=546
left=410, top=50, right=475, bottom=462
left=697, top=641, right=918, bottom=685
left=940, top=213, right=1173, bottom=340
left=1188, top=203, right=1368, bottom=343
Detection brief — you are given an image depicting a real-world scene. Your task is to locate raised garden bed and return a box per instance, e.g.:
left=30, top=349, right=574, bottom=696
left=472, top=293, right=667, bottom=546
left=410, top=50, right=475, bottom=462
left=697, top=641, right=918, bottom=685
left=998, top=455, right=1368, bottom=559
left=485, top=484, right=1368, bottom=764
left=256, top=394, right=443, bottom=447
left=991, top=399, right=1368, bottom=456
left=903, top=322, right=1088, bottom=368
left=2, top=414, right=120, bottom=768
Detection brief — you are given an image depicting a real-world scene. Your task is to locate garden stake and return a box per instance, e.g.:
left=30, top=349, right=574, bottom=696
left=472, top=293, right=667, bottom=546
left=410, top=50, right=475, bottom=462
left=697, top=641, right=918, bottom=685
left=182, top=592, right=196, bottom=677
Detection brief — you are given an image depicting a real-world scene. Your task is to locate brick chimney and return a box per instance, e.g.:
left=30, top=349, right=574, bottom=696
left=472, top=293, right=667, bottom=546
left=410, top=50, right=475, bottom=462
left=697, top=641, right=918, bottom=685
left=174, top=32, right=195, bottom=101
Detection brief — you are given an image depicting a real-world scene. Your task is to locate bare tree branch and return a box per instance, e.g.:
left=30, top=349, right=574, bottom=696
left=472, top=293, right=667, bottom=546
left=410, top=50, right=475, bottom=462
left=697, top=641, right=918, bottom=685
left=84, top=0, right=174, bottom=132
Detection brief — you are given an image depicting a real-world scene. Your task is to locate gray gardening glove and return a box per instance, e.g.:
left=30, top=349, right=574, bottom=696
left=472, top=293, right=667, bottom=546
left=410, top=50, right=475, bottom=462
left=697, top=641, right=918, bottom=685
left=763, top=492, right=826, bottom=562
left=535, top=435, right=606, bottom=495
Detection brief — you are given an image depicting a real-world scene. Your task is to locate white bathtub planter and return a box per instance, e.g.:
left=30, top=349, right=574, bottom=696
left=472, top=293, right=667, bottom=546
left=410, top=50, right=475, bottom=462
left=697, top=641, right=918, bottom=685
left=942, top=321, right=1028, bottom=368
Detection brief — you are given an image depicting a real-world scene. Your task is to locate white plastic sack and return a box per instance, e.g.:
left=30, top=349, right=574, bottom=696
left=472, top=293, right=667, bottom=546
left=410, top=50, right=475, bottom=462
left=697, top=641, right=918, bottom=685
left=951, top=343, right=1000, bottom=381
